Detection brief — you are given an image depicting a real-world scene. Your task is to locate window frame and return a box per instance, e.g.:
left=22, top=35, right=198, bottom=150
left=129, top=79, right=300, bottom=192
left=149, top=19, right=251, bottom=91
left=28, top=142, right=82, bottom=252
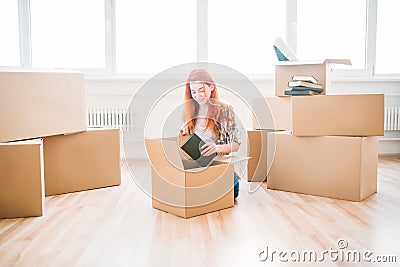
left=19, top=0, right=31, bottom=67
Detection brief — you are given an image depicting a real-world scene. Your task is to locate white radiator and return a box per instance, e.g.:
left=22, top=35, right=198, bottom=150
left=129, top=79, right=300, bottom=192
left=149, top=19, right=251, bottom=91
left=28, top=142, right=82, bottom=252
left=87, top=107, right=133, bottom=131
left=385, top=107, right=400, bottom=131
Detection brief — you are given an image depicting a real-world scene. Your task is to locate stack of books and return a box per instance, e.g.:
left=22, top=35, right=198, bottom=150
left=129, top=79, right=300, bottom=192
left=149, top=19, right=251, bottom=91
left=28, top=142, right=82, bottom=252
left=284, top=75, right=324, bottom=96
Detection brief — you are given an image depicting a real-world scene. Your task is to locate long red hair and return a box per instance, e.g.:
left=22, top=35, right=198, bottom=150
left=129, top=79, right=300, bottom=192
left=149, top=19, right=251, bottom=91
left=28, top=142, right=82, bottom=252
left=183, top=69, right=221, bottom=138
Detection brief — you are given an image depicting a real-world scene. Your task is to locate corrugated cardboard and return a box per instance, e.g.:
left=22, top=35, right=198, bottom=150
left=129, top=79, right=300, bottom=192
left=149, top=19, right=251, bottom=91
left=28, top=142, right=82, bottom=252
left=247, top=130, right=270, bottom=182
left=0, top=69, right=86, bottom=142
left=292, top=94, right=384, bottom=136
left=0, top=139, right=44, bottom=219
left=275, top=59, right=351, bottom=96
left=145, top=137, right=239, bottom=218
left=267, top=132, right=378, bottom=201
left=252, top=97, right=291, bottom=130
left=44, top=128, right=121, bottom=196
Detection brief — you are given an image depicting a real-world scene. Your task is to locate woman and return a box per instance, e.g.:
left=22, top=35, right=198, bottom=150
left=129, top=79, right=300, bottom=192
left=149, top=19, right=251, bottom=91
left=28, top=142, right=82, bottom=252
left=179, top=69, right=240, bottom=199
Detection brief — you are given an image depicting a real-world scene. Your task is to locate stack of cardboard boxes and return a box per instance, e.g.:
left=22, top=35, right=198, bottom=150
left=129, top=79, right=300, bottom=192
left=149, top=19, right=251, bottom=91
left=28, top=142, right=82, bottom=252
left=250, top=60, right=384, bottom=201
left=0, top=69, right=121, bottom=219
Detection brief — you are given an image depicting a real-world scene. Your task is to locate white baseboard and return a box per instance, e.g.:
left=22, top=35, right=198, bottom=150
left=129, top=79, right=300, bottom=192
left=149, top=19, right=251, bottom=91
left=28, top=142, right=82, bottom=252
left=378, top=138, right=400, bottom=155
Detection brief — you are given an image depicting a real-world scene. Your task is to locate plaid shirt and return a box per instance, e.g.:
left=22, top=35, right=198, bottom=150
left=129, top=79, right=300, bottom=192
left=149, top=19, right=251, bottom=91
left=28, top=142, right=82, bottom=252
left=215, top=104, right=240, bottom=145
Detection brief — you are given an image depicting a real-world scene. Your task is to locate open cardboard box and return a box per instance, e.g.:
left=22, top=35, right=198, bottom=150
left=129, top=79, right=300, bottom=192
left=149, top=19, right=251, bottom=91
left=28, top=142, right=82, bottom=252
left=0, top=68, right=86, bottom=142
left=267, top=131, right=378, bottom=201
left=145, top=137, right=248, bottom=218
left=275, top=59, right=352, bottom=96
left=0, top=139, right=44, bottom=219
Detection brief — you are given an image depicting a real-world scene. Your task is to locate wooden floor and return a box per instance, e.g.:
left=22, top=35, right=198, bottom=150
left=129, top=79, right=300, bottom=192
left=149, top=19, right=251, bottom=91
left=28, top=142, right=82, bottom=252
left=1, top=156, right=399, bottom=267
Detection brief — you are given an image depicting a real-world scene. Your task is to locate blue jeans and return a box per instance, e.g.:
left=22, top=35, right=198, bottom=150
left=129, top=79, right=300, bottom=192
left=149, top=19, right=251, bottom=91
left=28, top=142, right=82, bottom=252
left=234, top=172, right=239, bottom=199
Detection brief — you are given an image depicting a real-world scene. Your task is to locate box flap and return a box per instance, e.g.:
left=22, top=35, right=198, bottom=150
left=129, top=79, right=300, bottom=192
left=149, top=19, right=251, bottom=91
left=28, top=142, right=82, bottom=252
left=0, top=139, right=43, bottom=146
left=214, top=155, right=250, bottom=164
left=145, top=138, right=185, bottom=170
left=274, top=59, right=352, bottom=66
left=323, top=59, right=352, bottom=65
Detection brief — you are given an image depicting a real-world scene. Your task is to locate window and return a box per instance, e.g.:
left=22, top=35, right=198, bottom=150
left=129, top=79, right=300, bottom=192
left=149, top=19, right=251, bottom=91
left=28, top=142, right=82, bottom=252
left=7, top=0, right=400, bottom=77
left=208, top=0, right=285, bottom=75
left=297, top=0, right=367, bottom=70
left=375, top=0, right=400, bottom=74
left=115, top=0, right=196, bottom=75
left=0, top=1, right=20, bottom=66
left=30, top=0, right=105, bottom=69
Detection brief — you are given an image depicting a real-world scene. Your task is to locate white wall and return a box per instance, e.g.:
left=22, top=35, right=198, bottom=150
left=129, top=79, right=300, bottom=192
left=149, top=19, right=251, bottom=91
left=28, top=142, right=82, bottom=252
left=85, top=77, right=400, bottom=158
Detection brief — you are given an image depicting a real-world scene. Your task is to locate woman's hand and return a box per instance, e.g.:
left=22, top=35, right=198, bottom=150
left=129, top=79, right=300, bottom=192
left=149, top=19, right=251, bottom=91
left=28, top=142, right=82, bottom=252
left=203, top=142, right=240, bottom=155
left=201, top=142, right=218, bottom=157
left=179, top=129, right=189, bottom=137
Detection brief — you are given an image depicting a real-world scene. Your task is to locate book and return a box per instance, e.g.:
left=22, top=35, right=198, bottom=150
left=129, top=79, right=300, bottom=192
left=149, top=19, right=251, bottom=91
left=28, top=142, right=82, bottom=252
left=273, top=37, right=298, bottom=61
left=290, top=86, right=324, bottom=93
left=180, top=133, right=216, bottom=167
left=288, top=80, right=323, bottom=89
left=284, top=90, right=320, bottom=96
left=292, top=75, right=318, bottom=84
left=273, top=45, right=289, bottom=61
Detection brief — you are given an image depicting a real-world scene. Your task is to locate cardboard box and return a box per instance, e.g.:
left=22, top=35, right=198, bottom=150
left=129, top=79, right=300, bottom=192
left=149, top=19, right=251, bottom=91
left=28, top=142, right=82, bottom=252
left=292, top=94, right=384, bottom=136
left=146, top=137, right=246, bottom=218
left=247, top=129, right=270, bottom=182
left=267, top=132, right=378, bottom=201
left=0, top=139, right=44, bottom=219
left=0, top=69, right=86, bottom=142
left=275, top=59, right=351, bottom=96
left=252, top=97, right=291, bottom=130
left=43, top=128, right=121, bottom=196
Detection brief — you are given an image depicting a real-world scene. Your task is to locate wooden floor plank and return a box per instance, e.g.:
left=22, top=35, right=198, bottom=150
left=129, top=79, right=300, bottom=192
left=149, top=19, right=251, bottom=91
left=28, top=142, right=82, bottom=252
left=1, top=157, right=399, bottom=266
